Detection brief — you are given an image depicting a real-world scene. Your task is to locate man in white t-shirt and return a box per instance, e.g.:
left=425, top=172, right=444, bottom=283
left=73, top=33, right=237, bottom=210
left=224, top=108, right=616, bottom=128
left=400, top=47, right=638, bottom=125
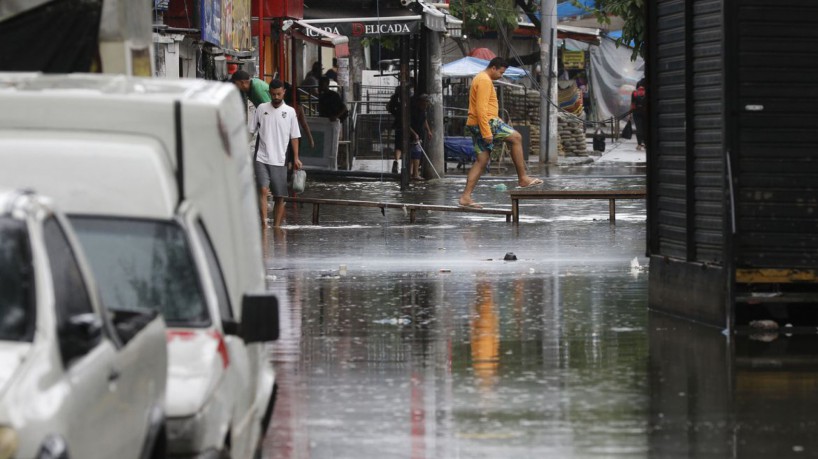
left=249, top=79, right=301, bottom=229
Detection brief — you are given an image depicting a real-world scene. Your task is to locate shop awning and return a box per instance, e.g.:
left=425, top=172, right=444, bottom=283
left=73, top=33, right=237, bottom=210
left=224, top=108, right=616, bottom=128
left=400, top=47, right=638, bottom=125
left=301, top=16, right=422, bottom=38
left=300, top=0, right=455, bottom=37
left=285, top=19, right=349, bottom=57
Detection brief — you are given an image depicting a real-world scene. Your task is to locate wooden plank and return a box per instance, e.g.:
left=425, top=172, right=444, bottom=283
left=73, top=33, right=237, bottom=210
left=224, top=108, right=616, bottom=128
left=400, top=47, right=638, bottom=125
left=508, top=190, right=647, bottom=199
left=282, top=196, right=512, bottom=224
left=508, top=189, right=646, bottom=224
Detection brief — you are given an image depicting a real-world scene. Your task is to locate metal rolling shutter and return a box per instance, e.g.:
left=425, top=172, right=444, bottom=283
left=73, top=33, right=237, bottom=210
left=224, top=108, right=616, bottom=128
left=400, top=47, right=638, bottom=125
left=735, top=0, right=818, bottom=268
left=690, top=0, right=725, bottom=263
left=654, top=0, right=688, bottom=260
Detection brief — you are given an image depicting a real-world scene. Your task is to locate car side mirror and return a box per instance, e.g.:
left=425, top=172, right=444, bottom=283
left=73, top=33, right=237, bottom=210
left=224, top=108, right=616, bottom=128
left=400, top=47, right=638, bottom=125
left=60, top=313, right=103, bottom=364
left=240, top=294, right=279, bottom=343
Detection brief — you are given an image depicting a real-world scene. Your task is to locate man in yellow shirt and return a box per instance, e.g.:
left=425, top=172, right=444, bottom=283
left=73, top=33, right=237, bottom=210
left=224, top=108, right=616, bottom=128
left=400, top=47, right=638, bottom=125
left=459, top=58, right=542, bottom=208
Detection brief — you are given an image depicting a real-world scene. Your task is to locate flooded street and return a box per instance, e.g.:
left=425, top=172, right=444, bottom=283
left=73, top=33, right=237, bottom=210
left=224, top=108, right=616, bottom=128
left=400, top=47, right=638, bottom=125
left=259, top=165, right=818, bottom=458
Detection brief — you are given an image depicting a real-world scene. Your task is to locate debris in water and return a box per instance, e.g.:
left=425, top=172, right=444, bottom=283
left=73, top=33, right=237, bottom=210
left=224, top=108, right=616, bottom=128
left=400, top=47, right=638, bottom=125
left=373, top=317, right=412, bottom=325
left=749, top=320, right=779, bottom=330
left=504, top=252, right=517, bottom=261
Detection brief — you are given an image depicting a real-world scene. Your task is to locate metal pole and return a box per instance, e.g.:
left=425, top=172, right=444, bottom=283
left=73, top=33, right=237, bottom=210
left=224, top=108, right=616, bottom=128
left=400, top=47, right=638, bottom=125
left=400, top=35, right=410, bottom=189
left=539, top=0, right=558, bottom=164
left=257, top=3, right=264, bottom=80
left=425, top=27, right=444, bottom=179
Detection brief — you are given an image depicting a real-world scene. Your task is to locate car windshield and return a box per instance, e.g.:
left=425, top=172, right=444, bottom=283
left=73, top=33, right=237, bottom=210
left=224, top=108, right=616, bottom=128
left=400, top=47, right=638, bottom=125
left=70, top=217, right=209, bottom=327
left=0, top=218, right=34, bottom=341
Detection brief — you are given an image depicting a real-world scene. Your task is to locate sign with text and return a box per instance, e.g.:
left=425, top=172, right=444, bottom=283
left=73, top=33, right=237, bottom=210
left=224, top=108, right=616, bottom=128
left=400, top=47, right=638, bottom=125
left=562, top=50, right=585, bottom=70
left=303, top=20, right=420, bottom=38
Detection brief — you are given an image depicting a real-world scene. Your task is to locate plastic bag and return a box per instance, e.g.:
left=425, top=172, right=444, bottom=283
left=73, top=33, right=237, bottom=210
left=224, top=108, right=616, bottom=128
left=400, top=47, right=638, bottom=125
left=291, top=169, right=306, bottom=193
left=593, top=130, right=606, bottom=152
left=621, top=121, right=633, bottom=140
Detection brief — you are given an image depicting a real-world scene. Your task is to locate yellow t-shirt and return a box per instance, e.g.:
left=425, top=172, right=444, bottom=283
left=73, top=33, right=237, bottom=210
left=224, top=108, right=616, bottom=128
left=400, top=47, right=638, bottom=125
left=466, top=71, right=499, bottom=139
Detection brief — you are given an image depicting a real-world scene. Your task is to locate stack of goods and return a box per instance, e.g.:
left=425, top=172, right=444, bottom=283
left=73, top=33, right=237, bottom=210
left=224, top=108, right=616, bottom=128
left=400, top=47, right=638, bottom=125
left=557, top=81, right=584, bottom=116
left=557, top=113, right=587, bottom=156
left=504, top=88, right=541, bottom=156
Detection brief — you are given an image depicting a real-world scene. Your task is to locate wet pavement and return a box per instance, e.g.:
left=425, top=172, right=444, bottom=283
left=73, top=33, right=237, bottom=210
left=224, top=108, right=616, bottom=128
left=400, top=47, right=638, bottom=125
left=259, top=163, right=818, bottom=458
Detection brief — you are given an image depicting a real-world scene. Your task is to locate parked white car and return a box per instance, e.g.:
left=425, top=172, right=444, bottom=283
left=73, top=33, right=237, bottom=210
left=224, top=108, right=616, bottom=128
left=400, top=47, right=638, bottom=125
left=0, top=73, right=279, bottom=459
left=0, top=189, right=168, bottom=459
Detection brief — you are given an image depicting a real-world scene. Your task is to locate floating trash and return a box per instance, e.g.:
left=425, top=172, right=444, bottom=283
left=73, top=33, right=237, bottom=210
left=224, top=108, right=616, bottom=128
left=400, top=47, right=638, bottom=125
left=504, top=252, right=517, bottom=261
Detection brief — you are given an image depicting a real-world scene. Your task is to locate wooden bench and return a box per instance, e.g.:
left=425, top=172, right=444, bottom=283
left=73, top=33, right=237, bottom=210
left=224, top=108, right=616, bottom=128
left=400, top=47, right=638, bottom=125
left=509, top=189, right=647, bottom=224
left=282, top=196, right=512, bottom=224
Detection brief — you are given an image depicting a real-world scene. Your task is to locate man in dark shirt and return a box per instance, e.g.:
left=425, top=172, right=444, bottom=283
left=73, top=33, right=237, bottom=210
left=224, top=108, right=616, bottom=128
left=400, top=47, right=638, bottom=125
left=317, top=77, right=347, bottom=122
left=408, top=94, right=432, bottom=180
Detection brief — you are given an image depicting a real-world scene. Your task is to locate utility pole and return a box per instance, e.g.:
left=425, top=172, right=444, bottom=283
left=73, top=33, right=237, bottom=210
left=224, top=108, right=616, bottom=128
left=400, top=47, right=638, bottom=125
left=539, top=0, right=558, bottom=164
left=424, top=27, right=444, bottom=179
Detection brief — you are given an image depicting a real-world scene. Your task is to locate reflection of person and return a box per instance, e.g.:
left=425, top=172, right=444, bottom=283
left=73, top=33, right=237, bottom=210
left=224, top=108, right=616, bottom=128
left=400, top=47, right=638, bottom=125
left=249, top=80, right=301, bottom=229
left=230, top=70, right=270, bottom=108
left=630, top=78, right=647, bottom=151
left=459, top=57, right=542, bottom=209
left=408, top=94, right=432, bottom=181
left=471, top=280, right=499, bottom=391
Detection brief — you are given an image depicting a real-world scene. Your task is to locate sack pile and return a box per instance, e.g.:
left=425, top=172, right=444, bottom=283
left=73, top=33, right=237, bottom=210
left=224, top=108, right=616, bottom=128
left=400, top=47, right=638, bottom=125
left=557, top=114, right=587, bottom=157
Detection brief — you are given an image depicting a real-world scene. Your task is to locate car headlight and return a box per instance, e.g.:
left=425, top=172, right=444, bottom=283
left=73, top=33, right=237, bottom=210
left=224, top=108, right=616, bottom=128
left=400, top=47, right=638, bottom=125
left=0, top=427, right=18, bottom=459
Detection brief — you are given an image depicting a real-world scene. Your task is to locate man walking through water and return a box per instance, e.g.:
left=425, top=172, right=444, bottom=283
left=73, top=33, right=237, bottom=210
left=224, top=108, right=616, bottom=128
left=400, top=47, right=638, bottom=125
left=459, top=57, right=542, bottom=208
left=249, top=80, right=301, bottom=229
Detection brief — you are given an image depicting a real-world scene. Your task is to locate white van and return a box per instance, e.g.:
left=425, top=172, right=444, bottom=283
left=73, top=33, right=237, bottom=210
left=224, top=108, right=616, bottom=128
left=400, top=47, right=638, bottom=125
left=0, top=73, right=279, bottom=459
left=0, top=189, right=167, bottom=459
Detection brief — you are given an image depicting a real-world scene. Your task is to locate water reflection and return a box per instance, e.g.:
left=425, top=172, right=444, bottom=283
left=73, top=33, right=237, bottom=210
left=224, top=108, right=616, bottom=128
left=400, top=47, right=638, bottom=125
left=648, top=313, right=818, bottom=458
left=259, top=170, right=698, bottom=457
left=471, top=280, right=499, bottom=392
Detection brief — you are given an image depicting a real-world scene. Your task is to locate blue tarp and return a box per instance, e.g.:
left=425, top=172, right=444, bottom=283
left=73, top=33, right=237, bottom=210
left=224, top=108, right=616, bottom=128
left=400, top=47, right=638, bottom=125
left=606, top=30, right=636, bottom=47
left=441, top=57, right=527, bottom=80
left=444, top=137, right=476, bottom=167
left=534, top=0, right=596, bottom=21
left=557, top=0, right=596, bottom=19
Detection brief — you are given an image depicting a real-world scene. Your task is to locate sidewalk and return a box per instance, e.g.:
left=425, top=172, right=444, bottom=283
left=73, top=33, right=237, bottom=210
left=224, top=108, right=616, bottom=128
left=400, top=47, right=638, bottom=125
left=557, top=136, right=646, bottom=166
left=349, top=136, right=646, bottom=175
left=594, top=136, right=646, bottom=165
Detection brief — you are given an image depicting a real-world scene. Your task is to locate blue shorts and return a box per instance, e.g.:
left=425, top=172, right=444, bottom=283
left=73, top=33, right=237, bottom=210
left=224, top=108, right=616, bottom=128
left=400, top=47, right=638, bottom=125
left=410, top=143, right=423, bottom=160
left=467, top=118, right=515, bottom=160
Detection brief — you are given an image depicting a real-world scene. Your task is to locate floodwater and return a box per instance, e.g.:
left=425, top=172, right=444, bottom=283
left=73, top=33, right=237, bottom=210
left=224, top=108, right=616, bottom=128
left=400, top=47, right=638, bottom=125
left=260, top=164, right=818, bottom=458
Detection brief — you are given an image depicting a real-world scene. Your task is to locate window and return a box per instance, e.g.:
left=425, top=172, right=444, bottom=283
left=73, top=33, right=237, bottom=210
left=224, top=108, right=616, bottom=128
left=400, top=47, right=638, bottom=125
left=0, top=218, right=34, bottom=341
left=70, top=217, right=209, bottom=327
left=43, top=217, right=95, bottom=324
left=195, top=220, right=233, bottom=321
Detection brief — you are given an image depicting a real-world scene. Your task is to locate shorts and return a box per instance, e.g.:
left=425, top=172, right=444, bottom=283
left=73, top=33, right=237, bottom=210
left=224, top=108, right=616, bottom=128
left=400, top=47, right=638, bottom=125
left=467, top=118, right=515, bottom=161
left=410, top=143, right=423, bottom=160
left=254, top=161, right=288, bottom=197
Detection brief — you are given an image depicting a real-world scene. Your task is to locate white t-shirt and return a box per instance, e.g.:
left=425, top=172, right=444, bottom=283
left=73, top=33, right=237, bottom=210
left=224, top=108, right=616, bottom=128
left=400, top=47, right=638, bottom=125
left=249, top=101, right=301, bottom=166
